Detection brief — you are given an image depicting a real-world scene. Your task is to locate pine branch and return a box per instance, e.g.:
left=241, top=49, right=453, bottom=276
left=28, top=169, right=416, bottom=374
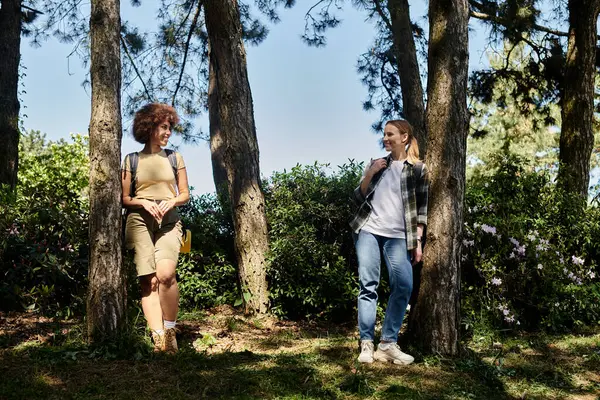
left=372, top=0, right=393, bottom=33
left=172, top=0, right=204, bottom=106
left=121, top=35, right=153, bottom=102
left=21, top=4, right=44, bottom=14
left=469, top=8, right=569, bottom=37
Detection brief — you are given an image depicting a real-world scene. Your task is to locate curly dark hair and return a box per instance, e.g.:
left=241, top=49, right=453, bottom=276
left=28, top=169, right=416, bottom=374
left=132, top=103, right=180, bottom=144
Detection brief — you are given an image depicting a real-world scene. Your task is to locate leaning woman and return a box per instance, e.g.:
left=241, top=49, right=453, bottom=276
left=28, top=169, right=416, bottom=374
left=350, top=119, right=429, bottom=365
left=122, top=103, right=190, bottom=353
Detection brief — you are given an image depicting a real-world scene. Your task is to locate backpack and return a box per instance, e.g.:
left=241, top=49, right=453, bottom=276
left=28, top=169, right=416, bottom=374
left=125, top=149, right=178, bottom=197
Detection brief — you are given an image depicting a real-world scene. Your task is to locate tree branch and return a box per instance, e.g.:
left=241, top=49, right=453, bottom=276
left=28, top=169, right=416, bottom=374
left=372, top=0, right=393, bottom=33
left=21, top=4, right=44, bottom=14
left=380, top=57, right=398, bottom=112
left=121, top=35, right=153, bottom=102
left=172, top=0, right=203, bottom=106
left=469, top=9, right=569, bottom=37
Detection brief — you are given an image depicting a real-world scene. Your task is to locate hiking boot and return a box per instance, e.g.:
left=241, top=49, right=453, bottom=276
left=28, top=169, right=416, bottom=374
left=373, top=342, right=414, bottom=365
left=151, top=331, right=165, bottom=352
left=357, top=340, right=375, bottom=363
left=164, top=327, right=178, bottom=354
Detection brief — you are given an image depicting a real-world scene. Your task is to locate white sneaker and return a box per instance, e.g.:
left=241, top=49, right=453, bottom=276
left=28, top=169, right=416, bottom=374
left=357, top=340, right=375, bottom=363
left=373, top=342, right=414, bottom=365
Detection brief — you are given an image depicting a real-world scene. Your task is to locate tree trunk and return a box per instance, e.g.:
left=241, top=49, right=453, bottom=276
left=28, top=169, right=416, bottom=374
left=0, top=0, right=21, bottom=190
left=86, top=0, right=126, bottom=341
left=387, top=0, right=427, bottom=156
left=205, top=0, right=270, bottom=314
left=557, top=0, right=600, bottom=199
left=407, top=0, right=469, bottom=356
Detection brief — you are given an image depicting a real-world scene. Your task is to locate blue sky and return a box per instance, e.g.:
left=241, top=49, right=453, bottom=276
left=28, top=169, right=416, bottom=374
left=20, top=2, right=491, bottom=194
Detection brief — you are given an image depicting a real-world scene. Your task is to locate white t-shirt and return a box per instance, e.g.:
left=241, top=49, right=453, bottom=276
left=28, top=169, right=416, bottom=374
left=361, top=159, right=406, bottom=238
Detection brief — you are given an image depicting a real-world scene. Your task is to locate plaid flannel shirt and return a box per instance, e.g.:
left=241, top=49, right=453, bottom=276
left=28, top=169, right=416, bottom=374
left=349, top=154, right=429, bottom=250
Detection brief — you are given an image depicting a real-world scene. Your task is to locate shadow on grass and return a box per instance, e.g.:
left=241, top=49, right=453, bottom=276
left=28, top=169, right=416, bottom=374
left=1, top=323, right=598, bottom=400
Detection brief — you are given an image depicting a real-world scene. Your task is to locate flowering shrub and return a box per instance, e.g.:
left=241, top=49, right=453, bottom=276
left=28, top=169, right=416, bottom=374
left=0, top=132, right=90, bottom=316
left=462, top=154, right=600, bottom=332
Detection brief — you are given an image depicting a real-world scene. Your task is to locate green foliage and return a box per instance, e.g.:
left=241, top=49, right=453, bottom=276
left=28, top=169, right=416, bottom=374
left=468, top=43, right=563, bottom=180
left=264, top=161, right=363, bottom=320
left=176, top=193, right=238, bottom=310
left=462, top=154, right=600, bottom=333
left=0, top=131, right=90, bottom=316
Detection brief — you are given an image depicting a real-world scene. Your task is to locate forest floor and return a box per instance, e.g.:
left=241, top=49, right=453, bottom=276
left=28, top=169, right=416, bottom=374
left=1, top=305, right=599, bottom=399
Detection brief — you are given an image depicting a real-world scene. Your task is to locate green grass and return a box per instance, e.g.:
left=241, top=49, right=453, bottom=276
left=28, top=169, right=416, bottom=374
left=0, top=313, right=598, bottom=400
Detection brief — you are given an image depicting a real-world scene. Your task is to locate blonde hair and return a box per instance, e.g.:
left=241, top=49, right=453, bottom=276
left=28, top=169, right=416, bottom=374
left=386, top=119, right=420, bottom=164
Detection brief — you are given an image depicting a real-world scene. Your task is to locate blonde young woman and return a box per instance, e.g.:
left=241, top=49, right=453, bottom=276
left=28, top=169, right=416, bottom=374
left=122, top=103, right=190, bottom=353
left=350, top=120, right=429, bottom=365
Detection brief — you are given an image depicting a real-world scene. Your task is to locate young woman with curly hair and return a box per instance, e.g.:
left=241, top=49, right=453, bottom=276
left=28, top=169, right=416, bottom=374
left=349, top=119, right=429, bottom=365
left=121, top=103, right=190, bottom=353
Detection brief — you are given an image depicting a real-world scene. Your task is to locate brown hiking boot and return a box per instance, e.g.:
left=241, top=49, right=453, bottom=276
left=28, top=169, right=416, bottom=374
left=151, top=331, right=165, bottom=352
left=164, top=328, right=178, bottom=354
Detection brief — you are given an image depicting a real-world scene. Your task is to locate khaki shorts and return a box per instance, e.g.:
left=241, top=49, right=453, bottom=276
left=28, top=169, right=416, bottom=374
left=125, top=207, right=183, bottom=277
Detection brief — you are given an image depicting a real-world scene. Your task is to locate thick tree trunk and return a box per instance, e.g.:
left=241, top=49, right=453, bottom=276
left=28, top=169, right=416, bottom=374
left=0, top=0, right=21, bottom=190
left=557, top=0, right=600, bottom=199
left=407, top=0, right=469, bottom=356
left=387, top=0, right=427, bottom=156
left=205, top=0, right=270, bottom=314
left=86, top=0, right=126, bottom=341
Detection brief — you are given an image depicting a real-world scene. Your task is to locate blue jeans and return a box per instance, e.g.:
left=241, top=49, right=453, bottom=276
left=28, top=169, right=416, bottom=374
left=355, top=230, right=413, bottom=342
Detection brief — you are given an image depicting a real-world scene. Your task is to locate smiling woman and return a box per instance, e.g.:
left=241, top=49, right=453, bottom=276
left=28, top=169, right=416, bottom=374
left=120, top=103, right=190, bottom=354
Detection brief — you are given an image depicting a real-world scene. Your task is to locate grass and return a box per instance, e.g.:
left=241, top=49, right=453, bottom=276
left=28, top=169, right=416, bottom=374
left=0, top=308, right=599, bottom=400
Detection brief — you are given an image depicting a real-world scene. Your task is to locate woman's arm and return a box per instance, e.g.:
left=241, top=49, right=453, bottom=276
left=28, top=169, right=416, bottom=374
left=174, top=167, right=190, bottom=206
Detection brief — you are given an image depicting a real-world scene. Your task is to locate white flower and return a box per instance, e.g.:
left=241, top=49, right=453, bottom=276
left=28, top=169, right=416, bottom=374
left=588, top=272, right=596, bottom=279
left=481, top=224, right=497, bottom=235
left=536, top=244, right=548, bottom=252
left=537, top=264, right=543, bottom=270
left=509, top=237, right=520, bottom=247
left=491, top=277, right=502, bottom=286
left=503, top=309, right=510, bottom=316
left=462, top=239, right=475, bottom=247
left=572, top=255, right=585, bottom=266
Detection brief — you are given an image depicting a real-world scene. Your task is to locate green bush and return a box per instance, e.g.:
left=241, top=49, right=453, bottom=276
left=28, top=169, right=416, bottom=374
left=462, top=154, right=600, bottom=332
left=264, top=162, right=363, bottom=320
left=0, top=132, right=89, bottom=316
left=177, top=193, right=238, bottom=309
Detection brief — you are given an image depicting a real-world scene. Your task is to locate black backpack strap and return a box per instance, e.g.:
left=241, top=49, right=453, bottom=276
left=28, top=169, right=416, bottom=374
left=126, top=152, right=139, bottom=198
left=164, top=149, right=179, bottom=187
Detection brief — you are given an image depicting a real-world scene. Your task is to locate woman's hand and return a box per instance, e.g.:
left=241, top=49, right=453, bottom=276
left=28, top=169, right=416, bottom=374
left=142, top=200, right=163, bottom=220
left=411, top=241, right=423, bottom=266
left=158, top=200, right=176, bottom=216
left=367, top=158, right=387, bottom=177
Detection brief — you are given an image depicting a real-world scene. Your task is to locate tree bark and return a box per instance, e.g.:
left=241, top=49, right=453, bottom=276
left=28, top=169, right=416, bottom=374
left=387, top=0, right=427, bottom=156
left=557, top=0, right=600, bottom=199
left=205, top=0, right=270, bottom=314
left=0, top=0, right=21, bottom=190
left=407, top=0, right=469, bottom=356
left=86, top=0, right=126, bottom=341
